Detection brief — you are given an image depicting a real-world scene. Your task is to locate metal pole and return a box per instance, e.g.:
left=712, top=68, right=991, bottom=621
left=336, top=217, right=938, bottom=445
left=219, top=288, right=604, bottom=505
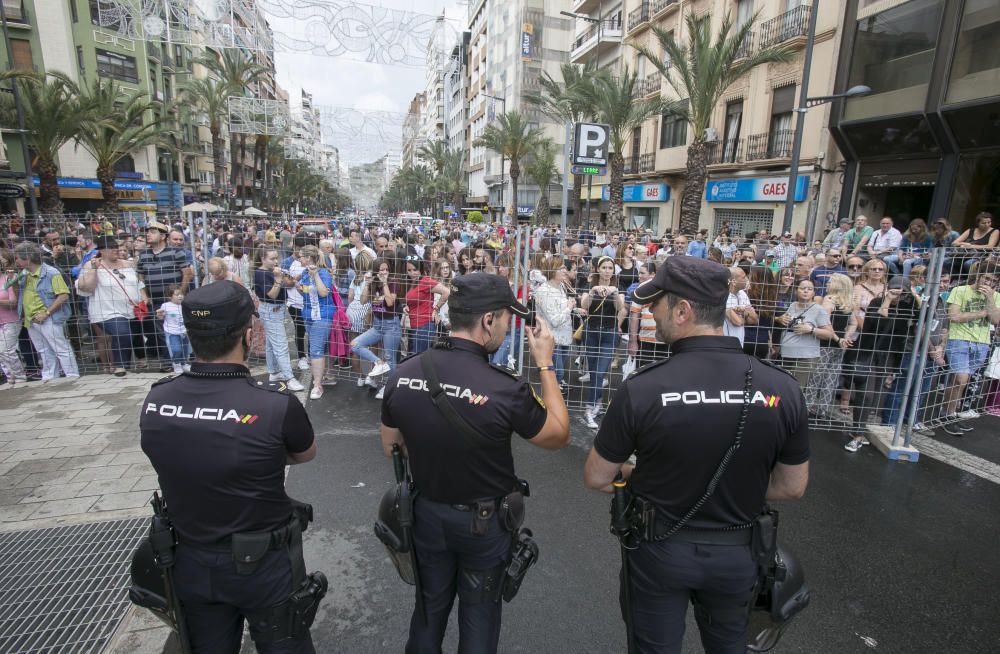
left=560, top=121, right=571, bottom=252
left=0, top=9, right=38, bottom=218
left=518, top=223, right=531, bottom=376
left=201, top=209, right=209, bottom=276
left=586, top=176, right=593, bottom=226
left=780, top=0, right=819, bottom=235
left=188, top=210, right=200, bottom=287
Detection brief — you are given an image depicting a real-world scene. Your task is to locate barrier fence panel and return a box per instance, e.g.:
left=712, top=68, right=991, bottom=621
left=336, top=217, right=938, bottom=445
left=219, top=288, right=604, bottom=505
left=4, top=215, right=1000, bottom=450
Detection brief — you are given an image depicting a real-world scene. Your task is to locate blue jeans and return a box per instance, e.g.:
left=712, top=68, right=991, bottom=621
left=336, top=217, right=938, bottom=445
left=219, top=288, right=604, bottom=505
left=352, top=316, right=401, bottom=370
left=552, top=344, right=568, bottom=384
left=409, top=321, right=436, bottom=355
left=166, top=333, right=191, bottom=366
left=490, top=328, right=521, bottom=367
left=585, top=326, right=617, bottom=406
left=884, top=359, right=943, bottom=425
left=305, top=318, right=332, bottom=359
left=98, top=317, right=133, bottom=370
left=885, top=255, right=926, bottom=280
left=258, top=303, right=293, bottom=378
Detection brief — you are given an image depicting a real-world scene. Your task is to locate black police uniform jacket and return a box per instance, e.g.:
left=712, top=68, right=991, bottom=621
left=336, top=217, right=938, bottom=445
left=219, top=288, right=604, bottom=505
left=140, top=363, right=314, bottom=545
left=594, top=335, right=809, bottom=529
left=380, top=339, right=547, bottom=505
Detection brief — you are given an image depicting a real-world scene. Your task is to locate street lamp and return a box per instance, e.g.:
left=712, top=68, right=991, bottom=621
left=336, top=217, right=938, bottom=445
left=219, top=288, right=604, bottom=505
left=482, top=92, right=506, bottom=222
left=781, top=0, right=871, bottom=235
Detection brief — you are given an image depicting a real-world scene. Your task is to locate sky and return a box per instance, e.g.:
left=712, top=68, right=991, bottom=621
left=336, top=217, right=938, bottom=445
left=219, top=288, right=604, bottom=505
left=266, top=0, right=466, bottom=165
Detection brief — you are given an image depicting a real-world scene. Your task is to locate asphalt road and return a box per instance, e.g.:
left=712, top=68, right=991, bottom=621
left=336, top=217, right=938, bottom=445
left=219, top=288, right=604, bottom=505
left=285, top=382, right=1000, bottom=654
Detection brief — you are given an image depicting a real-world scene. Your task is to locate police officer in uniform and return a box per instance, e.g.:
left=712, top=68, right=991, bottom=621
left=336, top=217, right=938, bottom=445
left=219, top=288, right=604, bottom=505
left=380, top=274, right=570, bottom=653
left=140, top=280, right=320, bottom=653
left=583, top=257, right=810, bottom=654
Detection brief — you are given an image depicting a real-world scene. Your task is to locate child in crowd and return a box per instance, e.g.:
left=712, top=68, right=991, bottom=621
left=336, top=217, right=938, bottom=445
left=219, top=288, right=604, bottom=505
left=157, top=285, right=191, bottom=373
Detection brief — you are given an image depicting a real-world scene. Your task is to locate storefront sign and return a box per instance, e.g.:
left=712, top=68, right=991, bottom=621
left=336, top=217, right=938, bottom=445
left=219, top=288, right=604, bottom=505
left=601, top=183, right=670, bottom=203
left=521, top=23, right=533, bottom=61
left=31, top=176, right=156, bottom=191
left=705, top=176, right=809, bottom=202
left=0, top=183, right=25, bottom=198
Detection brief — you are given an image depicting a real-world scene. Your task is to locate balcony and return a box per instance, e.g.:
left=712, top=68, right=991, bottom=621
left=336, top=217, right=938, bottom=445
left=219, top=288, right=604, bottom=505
left=650, top=0, right=678, bottom=17
left=146, top=43, right=161, bottom=62
left=744, top=130, right=794, bottom=162
left=624, top=153, right=655, bottom=175
left=705, top=138, right=744, bottom=165
left=632, top=72, right=660, bottom=98
left=627, top=2, right=650, bottom=33
left=3, top=0, right=29, bottom=26
left=734, top=31, right=754, bottom=59
left=759, top=5, right=811, bottom=49
left=569, top=17, right=623, bottom=64
left=572, top=0, right=602, bottom=14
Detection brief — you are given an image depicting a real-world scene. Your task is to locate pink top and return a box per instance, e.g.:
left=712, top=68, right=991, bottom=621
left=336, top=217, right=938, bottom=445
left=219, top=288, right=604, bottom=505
left=0, top=275, right=18, bottom=325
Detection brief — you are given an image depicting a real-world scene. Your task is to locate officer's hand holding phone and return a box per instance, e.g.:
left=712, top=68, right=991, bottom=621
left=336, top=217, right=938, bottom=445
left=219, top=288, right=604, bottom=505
left=526, top=316, right=555, bottom=366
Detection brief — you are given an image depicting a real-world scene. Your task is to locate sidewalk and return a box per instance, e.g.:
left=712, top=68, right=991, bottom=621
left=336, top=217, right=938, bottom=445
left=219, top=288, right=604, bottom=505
left=0, top=368, right=308, bottom=653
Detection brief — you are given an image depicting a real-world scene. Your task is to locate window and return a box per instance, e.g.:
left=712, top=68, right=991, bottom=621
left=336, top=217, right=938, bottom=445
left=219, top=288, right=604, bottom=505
left=199, top=171, right=214, bottom=185
left=148, top=64, right=158, bottom=99
left=629, top=127, right=641, bottom=171
left=96, top=48, right=138, bottom=83
left=723, top=100, right=743, bottom=162
left=76, top=46, right=85, bottom=72
left=659, top=99, right=688, bottom=149
left=661, top=30, right=674, bottom=69
left=89, top=0, right=100, bottom=25
left=947, top=0, right=1000, bottom=104
left=768, top=85, right=795, bottom=157
left=736, top=0, right=753, bottom=27
left=69, top=0, right=78, bottom=22
left=10, top=39, right=32, bottom=71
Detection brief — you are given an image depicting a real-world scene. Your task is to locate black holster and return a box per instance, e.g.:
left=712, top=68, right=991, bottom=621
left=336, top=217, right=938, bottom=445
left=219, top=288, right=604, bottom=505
left=500, top=527, right=538, bottom=603
left=751, top=508, right=782, bottom=587
left=246, top=571, right=329, bottom=643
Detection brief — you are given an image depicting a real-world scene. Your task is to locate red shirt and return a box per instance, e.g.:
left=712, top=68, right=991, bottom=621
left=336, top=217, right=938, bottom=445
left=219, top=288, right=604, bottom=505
left=405, top=276, right=438, bottom=328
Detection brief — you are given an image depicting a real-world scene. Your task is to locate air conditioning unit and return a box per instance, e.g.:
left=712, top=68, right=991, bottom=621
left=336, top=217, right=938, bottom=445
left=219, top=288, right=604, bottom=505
left=703, top=128, right=719, bottom=142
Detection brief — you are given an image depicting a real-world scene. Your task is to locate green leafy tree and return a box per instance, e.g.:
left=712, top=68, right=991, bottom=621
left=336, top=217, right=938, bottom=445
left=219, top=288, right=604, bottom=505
left=440, top=148, right=468, bottom=216
left=417, top=138, right=448, bottom=219
left=633, top=13, right=794, bottom=234
left=525, top=139, right=558, bottom=224
left=473, top=111, right=544, bottom=221
left=179, top=77, right=230, bottom=203
left=467, top=210, right=483, bottom=224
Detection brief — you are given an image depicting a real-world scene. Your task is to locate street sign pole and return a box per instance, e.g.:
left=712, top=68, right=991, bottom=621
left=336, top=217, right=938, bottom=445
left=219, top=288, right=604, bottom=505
left=572, top=123, right=611, bottom=232
left=560, top=121, right=570, bottom=251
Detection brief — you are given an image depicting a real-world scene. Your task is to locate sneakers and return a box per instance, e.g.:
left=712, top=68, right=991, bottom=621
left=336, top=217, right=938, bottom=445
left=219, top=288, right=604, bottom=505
left=583, top=406, right=599, bottom=429
left=285, top=378, right=305, bottom=392
left=172, top=363, right=183, bottom=374
left=844, top=438, right=865, bottom=452
left=309, top=386, right=323, bottom=400
left=357, top=376, right=367, bottom=388
left=957, top=410, right=980, bottom=420
left=298, top=358, right=309, bottom=370
left=366, top=376, right=380, bottom=389
left=941, top=422, right=966, bottom=436
left=339, top=361, right=352, bottom=369
left=912, top=422, right=933, bottom=436
left=182, top=364, right=191, bottom=373
left=269, top=373, right=283, bottom=382
left=579, top=372, right=591, bottom=383
left=602, top=378, right=609, bottom=388
left=369, top=361, right=391, bottom=377
left=375, top=386, right=385, bottom=400
left=957, top=422, right=974, bottom=432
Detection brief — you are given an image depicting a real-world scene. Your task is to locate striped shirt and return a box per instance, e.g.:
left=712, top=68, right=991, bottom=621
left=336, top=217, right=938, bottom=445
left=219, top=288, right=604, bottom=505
left=630, top=302, right=663, bottom=344
left=137, top=246, right=190, bottom=300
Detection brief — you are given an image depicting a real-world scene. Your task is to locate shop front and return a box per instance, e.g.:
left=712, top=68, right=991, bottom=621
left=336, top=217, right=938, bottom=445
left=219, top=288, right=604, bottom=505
left=602, top=182, right=672, bottom=232
left=703, top=175, right=810, bottom=238
left=29, top=176, right=181, bottom=217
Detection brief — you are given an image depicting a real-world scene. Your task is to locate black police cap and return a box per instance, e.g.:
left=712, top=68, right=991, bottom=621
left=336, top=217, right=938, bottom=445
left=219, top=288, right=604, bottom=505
left=182, top=280, right=257, bottom=336
left=448, top=273, right=529, bottom=317
left=632, top=256, right=730, bottom=306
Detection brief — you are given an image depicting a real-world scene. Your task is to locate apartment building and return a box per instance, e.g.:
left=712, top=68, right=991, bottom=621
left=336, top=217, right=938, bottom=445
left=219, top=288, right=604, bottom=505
left=401, top=92, right=426, bottom=169
left=466, top=0, right=573, bottom=220
left=443, top=32, right=471, bottom=157
left=614, top=0, right=844, bottom=237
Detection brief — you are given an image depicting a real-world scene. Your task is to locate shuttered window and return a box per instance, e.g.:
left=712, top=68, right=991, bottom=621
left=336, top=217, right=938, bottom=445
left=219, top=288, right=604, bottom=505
left=10, top=39, right=32, bottom=71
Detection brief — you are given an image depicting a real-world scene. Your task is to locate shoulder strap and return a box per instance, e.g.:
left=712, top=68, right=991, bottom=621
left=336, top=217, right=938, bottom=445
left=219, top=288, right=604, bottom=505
left=97, top=262, right=141, bottom=307
left=420, top=350, right=497, bottom=447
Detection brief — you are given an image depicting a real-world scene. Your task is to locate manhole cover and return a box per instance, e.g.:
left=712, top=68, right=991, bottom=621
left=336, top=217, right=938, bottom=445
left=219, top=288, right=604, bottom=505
left=0, top=517, right=149, bottom=653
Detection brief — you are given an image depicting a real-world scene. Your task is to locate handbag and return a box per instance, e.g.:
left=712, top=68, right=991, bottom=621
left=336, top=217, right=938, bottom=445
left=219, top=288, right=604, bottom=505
left=575, top=295, right=608, bottom=341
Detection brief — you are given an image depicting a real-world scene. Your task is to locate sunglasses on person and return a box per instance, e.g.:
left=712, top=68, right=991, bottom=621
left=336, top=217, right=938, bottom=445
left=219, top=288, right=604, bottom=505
left=847, top=264, right=863, bottom=270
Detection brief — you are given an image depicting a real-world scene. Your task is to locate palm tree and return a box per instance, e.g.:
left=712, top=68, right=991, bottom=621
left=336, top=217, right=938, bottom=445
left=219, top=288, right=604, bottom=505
left=417, top=138, right=448, bottom=218
left=72, top=77, right=166, bottom=211
left=196, top=50, right=269, bottom=207
left=578, top=67, right=665, bottom=231
left=525, top=139, right=558, bottom=224
left=0, top=73, right=85, bottom=214
left=440, top=148, right=467, bottom=216
left=473, top=111, right=544, bottom=221
left=633, top=12, right=794, bottom=234
left=179, top=76, right=230, bottom=203
left=528, top=61, right=599, bottom=226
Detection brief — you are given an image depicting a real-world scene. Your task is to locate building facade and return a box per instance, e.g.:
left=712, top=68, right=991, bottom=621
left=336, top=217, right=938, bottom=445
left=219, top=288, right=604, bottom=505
left=401, top=91, right=426, bottom=169
left=831, top=0, right=999, bottom=231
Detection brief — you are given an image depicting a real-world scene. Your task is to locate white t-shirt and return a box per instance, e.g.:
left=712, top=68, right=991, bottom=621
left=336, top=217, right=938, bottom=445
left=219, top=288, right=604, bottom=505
left=159, top=301, right=186, bottom=335
left=724, top=290, right=752, bottom=345
left=75, top=266, right=144, bottom=323
left=285, top=260, right=305, bottom=310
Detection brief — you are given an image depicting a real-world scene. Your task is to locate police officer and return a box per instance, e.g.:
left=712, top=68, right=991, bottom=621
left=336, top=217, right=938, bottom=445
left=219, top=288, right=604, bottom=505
left=380, top=273, right=570, bottom=654
left=583, top=257, right=810, bottom=654
left=140, top=281, right=320, bottom=654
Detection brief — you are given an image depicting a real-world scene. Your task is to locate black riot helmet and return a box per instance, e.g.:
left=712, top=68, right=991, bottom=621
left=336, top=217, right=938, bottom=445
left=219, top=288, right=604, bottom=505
left=128, top=538, right=174, bottom=627
left=373, top=481, right=417, bottom=586
left=747, top=546, right=810, bottom=652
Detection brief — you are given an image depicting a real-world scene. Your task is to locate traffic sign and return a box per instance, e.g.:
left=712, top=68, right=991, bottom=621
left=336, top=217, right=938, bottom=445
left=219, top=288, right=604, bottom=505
left=0, top=183, right=25, bottom=199
left=571, top=165, right=607, bottom=176
left=573, top=123, right=610, bottom=167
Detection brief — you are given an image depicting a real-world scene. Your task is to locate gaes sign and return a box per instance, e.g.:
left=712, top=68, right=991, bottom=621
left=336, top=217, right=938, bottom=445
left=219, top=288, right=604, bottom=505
left=573, top=123, right=610, bottom=167
left=705, top=176, right=809, bottom=203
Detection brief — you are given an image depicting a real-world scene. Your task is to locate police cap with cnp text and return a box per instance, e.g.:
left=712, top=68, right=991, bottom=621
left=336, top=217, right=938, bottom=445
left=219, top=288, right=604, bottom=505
left=182, top=280, right=257, bottom=336
left=632, top=256, right=730, bottom=306
left=448, top=273, right=530, bottom=317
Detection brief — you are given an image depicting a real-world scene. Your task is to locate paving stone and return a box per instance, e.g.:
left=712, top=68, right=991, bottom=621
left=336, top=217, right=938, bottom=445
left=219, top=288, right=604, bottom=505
left=4, top=447, right=65, bottom=463
left=85, top=424, right=128, bottom=435
left=0, top=503, right=38, bottom=523
left=0, top=487, right=31, bottom=505
left=19, top=481, right=91, bottom=503
left=58, top=454, right=118, bottom=469
left=65, top=407, right=114, bottom=418
left=0, top=438, right=57, bottom=452
left=131, top=475, right=159, bottom=492
left=124, top=462, right=155, bottom=478
left=100, top=438, right=141, bottom=456
left=84, top=414, right=124, bottom=425
left=0, top=408, right=28, bottom=417
left=112, top=451, right=150, bottom=465
left=0, top=461, right=16, bottom=475
left=0, top=474, right=28, bottom=489
left=70, top=464, right=131, bottom=482
left=29, top=496, right=98, bottom=519
left=81, top=477, right=142, bottom=496
left=90, top=490, right=153, bottom=512
left=54, top=443, right=110, bottom=458
left=16, top=469, right=82, bottom=487
left=4, top=459, right=66, bottom=475
left=0, top=422, right=39, bottom=433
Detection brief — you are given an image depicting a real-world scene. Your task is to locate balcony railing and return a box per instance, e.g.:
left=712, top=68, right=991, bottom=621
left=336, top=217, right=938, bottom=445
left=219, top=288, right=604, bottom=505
left=651, top=0, right=678, bottom=16
left=146, top=43, right=161, bottom=61
left=734, top=31, right=754, bottom=59
left=572, top=17, right=623, bottom=51
left=744, top=130, right=795, bottom=161
left=639, top=152, right=655, bottom=173
left=627, top=2, right=650, bottom=32
left=759, top=5, right=811, bottom=49
left=3, top=1, right=28, bottom=24
left=632, top=73, right=660, bottom=98
left=705, top=138, right=744, bottom=165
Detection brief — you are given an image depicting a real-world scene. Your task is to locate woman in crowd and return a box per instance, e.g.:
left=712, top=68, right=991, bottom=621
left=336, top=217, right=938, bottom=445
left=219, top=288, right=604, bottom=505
left=806, top=273, right=857, bottom=420
left=580, top=255, right=627, bottom=429
left=713, top=233, right=737, bottom=262
left=346, top=251, right=374, bottom=377
left=205, top=257, right=241, bottom=285
left=332, top=248, right=355, bottom=306
left=456, top=249, right=475, bottom=276
left=297, top=245, right=334, bottom=400
left=402, top=256, right=450, bottom=355
left=254, top=247, right=300, bottom=391
left=949, top=211, right=998, bottom=279
left=744, top=266, right=777, bottom=359
left=489, top=253, right=528, bottom=367
left=431, top=258, right=453, bottom=334
left=931, top=218, right=960, bottom=248
left=614, top=242, right=639, bottom=300
left=528, top=251, right=548, bottom=290
left=75, top=236, right=142, bottom=377
left=0, top=249, right=26, bottom=385
left=352, top=257, right=402, bottom=400
left=776, top=279, right=835, bottom=388
left=534, top=255, right=574, bottom=392
left=854, top=258, right=888, bottom=322
left=627, top=261, right=669, bottom=369
left=886, top=218, right=933, bottom=280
